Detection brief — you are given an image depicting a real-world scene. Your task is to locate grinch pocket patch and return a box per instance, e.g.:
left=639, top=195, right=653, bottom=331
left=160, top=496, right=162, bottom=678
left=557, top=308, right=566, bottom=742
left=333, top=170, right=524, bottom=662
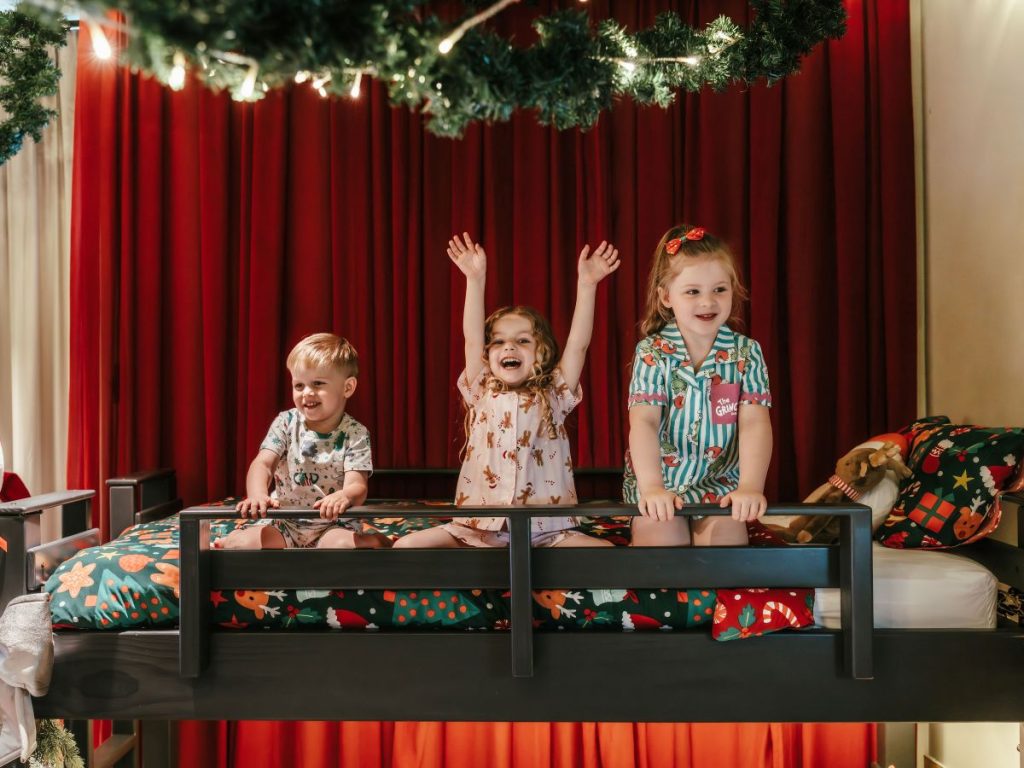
left=710, top=382, right=741, bottom=425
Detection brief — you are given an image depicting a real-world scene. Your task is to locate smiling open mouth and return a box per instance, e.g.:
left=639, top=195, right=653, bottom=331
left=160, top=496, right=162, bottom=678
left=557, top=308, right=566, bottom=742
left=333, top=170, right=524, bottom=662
left=500, top=357, right=522, bottom=370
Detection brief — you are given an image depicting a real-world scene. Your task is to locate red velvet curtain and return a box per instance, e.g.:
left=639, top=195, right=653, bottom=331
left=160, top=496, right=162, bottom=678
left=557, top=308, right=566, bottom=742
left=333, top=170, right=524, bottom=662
left=69, top=0, right=912, bottom=764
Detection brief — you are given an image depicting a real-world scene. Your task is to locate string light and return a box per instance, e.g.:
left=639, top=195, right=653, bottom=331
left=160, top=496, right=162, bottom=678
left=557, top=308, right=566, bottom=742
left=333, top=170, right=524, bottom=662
left=235, top=62, right=258, bottom=100
left=438, top=0, right=520, bottom=55
left=168, top=52, right=186, bottom=90
left=350, top=71, right=363, bottom=99
left=85, top=18, right=113, bottom=60
left=312, top=73, right=332, bottom=90
left=294, top=70, right=311, bottom=84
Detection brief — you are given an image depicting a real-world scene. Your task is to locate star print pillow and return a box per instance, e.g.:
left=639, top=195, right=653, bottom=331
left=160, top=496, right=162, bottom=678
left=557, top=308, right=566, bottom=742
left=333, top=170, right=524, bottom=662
left=875, top=418, right=1024, bottom=549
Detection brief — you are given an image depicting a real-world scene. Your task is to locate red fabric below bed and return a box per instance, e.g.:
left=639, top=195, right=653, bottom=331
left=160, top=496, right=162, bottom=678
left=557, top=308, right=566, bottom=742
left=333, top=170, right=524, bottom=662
left=177, top=721, right=876, bottom=768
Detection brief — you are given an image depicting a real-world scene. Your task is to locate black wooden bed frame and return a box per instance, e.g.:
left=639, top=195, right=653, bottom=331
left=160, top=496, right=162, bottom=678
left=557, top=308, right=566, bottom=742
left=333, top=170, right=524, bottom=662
left=2, top=468, right=1024, bottom=767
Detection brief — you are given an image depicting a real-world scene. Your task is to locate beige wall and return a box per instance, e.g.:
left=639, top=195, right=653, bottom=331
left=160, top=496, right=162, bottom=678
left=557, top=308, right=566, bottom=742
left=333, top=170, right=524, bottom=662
left=923, top=0, right=1024, bottom=427
left=922, top=0, right=1024, bottom=549
left=919, top=1, right=1024, bottom=764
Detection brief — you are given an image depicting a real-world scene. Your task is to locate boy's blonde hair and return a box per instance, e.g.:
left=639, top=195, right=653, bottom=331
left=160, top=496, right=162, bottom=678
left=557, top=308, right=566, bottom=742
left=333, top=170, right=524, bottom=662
left=639, top=224, right=749, bottom=337
left=286, top=333, right=359, bottom=377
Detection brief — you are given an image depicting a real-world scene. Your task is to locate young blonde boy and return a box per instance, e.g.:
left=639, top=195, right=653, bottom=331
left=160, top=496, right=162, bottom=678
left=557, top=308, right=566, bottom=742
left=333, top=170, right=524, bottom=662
left=217, top=333, right=388, bottom=549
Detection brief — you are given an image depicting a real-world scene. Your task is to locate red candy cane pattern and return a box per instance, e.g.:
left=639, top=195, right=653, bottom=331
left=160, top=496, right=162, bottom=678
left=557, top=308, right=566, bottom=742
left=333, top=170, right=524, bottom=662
left=762, top=601, right=802, bottom=627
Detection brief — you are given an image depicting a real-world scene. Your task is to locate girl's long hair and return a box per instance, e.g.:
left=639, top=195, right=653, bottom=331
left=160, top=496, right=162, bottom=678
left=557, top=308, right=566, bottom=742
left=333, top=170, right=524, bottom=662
left=639, top=224, right=748, bottom=337
left=461, top=306, right=561, bottom=459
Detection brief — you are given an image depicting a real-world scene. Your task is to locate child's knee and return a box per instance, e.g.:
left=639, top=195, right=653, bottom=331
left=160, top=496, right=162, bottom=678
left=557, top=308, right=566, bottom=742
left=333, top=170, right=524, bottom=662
left=630, top=516, right=692, bottom=547
left=691, top=516, right=748, bottom=546
left=316, top=528, right=356, bottom=548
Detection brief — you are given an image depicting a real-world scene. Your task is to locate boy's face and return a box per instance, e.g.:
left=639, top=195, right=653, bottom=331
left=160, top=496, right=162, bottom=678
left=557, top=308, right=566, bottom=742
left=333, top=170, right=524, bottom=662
left=290, top=363, right=356, bottom=432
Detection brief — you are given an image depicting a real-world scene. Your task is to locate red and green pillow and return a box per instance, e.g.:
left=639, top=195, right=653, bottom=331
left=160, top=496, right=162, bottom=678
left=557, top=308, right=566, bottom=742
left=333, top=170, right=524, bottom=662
left=712, top=588, right=815, bottom=641
left=875, top=417, right=1024, bottom=549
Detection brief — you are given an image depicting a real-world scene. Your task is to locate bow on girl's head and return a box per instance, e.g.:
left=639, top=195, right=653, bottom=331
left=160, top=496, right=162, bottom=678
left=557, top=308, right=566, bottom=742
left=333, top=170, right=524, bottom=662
left=664, top=226, right=706, bottom=255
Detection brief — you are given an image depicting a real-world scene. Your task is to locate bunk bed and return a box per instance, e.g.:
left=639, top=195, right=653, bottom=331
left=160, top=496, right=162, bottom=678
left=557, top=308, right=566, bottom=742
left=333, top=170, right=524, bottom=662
left=2, top=469, right=1024, bottom=765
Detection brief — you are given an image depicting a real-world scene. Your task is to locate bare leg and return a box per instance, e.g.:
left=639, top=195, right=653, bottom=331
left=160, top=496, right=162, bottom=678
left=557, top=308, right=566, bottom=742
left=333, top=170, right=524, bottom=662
left=550, top=532, right=614, bottom=547
left=392, top=527, right=464, bottom=549
left=630, top=517, right=692, bottom=547
left=691, top=516, right=749, bottom=546
left=214, top=525, right=286, bottom=550
left=316, top=528, right=392, bottom=549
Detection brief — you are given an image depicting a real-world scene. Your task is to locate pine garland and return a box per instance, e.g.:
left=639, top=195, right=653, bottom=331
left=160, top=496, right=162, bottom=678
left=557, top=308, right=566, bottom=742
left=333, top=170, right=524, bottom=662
left=14, top=1, right=845, bottom=149
left=0, top=10, right=67, bottom=166
left=30, top=719, right=84, bottom=768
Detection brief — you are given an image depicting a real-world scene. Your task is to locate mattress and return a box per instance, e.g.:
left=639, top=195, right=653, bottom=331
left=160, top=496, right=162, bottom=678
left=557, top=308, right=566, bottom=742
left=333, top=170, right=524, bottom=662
left=814, top=542, right=997, bottom=629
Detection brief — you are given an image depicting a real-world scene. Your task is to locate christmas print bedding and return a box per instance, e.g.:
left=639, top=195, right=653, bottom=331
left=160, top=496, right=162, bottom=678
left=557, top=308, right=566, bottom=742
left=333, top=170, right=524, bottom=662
left=44, top=514, right=723, bottom=632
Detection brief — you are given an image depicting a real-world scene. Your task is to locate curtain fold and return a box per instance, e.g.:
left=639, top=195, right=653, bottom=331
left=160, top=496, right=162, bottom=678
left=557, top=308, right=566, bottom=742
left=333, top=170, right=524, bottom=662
left=177, top=721, right=876, bottom=768
left=0, top=32, right=77, bottom=542
left=69, top=0, right=912, bottom=763
left=68, top=0, right=917, bottom=528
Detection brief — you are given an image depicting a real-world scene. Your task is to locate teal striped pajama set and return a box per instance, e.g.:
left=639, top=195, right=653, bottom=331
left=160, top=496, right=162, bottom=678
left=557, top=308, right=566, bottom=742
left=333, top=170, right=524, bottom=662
left=623, top=322, right=772, bottom=506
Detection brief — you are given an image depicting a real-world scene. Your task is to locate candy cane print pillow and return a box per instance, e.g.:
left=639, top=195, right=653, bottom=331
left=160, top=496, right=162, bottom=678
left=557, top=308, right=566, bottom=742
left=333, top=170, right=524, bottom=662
left=711, top=588, right=815, bottom=641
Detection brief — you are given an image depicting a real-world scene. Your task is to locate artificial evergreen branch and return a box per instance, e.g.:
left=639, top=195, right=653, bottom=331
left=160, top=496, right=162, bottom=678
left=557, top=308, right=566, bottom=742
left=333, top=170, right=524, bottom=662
left=0, top=10, right=67, bottom=166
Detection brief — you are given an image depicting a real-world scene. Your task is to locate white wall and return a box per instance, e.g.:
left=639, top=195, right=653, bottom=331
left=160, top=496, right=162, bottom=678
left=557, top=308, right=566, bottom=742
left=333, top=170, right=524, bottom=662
left=919, top=0, right=1024, bottom=763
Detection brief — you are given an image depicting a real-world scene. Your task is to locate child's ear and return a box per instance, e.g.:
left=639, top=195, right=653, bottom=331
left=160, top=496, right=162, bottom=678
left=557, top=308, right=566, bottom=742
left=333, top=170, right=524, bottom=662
left=658, top=286, right=671, bottom=308
left=344, top=377, right=358, bottom=398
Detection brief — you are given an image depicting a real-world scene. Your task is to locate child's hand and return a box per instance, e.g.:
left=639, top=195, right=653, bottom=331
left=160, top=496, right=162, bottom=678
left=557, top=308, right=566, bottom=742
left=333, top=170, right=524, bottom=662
left=577, top=241, right=621, bottom=287
left=719, top=489, right=767, bottom=522
left=447, top=232, right=487, bottom=282
left=314, top=491, right=353, bottom=521
left=236, top=494, right=279, bottom=518
left=637, top=487, right=683, bottom=521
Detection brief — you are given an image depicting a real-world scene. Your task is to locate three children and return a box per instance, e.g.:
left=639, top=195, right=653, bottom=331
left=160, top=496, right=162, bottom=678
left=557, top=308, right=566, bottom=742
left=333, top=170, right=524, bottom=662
left=232, top=226, right=770, bottom=549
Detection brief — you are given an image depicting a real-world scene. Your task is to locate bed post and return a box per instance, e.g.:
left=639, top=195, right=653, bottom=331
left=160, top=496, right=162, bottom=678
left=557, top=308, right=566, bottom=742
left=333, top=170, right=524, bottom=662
left=839, top=504, right=874, bottom=680
left=179, top=514, right=211, bottom=677
left=509, top=511, right=534, bottom=678
left=106, top=469, right=177, bottom=539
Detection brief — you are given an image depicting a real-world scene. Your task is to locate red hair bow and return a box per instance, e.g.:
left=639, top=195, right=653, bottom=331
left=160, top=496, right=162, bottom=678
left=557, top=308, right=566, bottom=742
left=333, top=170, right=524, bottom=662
left=664, top=227, right=706, bottom=254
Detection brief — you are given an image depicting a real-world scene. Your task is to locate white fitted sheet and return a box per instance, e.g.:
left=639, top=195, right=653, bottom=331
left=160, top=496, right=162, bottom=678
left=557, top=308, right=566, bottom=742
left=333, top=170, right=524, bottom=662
left=813, top=542, right=997, bottom=629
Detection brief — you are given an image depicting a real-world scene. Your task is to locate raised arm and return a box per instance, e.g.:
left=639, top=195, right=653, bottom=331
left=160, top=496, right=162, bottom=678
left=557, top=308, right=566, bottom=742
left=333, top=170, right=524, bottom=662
left=448, top=232, right=487, bottom=383
left=560, top=241, right=620, bottom=391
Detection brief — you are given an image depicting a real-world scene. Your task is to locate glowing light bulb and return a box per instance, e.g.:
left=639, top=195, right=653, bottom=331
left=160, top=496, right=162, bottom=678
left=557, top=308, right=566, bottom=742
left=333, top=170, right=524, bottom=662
left=438, top=37, right=455, bottom=55
left=168, top=52, right=186, bottom=91
left=350, top=72, right=363, bottom=99
left=237, top=65, right=258, bottom=100
left=294, top=71, right=311, bottom=84
left=88, top=20, right=112, bottom=60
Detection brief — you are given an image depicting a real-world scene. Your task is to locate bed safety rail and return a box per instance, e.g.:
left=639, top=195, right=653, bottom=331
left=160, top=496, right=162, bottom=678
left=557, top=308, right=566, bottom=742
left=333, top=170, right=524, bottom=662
left=0, top=490, right=97, bottom=610
left=179, top=501, right=874, bottom=681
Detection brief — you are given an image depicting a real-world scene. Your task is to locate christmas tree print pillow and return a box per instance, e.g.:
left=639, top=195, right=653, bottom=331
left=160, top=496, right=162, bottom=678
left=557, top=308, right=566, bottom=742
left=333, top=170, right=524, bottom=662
left=875, top=418, right=1024, bottom=549
left=711, top=588, right=815, bottom=641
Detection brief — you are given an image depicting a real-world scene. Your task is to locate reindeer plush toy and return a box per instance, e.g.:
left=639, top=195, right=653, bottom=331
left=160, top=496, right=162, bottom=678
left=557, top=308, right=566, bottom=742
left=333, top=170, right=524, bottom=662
left=768, top=440, right=912, bottom=544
